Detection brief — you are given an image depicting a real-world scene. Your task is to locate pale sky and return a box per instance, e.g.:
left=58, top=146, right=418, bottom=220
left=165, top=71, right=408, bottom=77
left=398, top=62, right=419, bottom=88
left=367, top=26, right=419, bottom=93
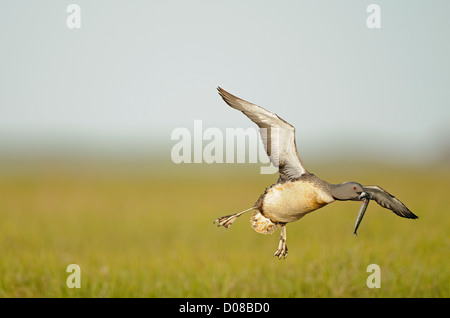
left=0, top=1, right=449, bottom=165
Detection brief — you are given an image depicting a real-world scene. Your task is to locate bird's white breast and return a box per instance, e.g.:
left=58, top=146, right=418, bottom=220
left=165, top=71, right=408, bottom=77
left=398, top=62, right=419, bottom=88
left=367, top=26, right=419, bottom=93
left=262, top=180, right=334, bottom=223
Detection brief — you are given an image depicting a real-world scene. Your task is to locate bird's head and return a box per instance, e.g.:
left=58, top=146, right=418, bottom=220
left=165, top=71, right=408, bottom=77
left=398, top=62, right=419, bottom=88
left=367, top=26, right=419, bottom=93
left=331, top=181, right=367, bottom=201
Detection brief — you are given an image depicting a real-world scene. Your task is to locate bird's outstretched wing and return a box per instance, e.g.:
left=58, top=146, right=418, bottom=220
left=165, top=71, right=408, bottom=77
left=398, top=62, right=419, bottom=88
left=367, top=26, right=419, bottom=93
left=217, top=87, right=307, bottom=181
left=363, top=185, right=418, bottom=219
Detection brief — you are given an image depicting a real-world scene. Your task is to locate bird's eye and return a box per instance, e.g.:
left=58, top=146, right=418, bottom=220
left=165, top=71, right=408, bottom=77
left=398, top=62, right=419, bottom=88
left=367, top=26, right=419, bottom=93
left=353, top=187, right=357, bottom=190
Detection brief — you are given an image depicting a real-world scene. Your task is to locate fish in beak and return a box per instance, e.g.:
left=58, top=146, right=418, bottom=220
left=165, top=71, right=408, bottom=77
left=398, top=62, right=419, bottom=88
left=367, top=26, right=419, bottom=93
left=353, top=192, right=370, bottom=236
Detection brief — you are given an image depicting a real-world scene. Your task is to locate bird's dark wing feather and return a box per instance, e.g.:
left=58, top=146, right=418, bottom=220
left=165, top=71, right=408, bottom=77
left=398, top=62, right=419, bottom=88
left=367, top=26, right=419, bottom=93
left=217, top=87, right=307, bottom=181
left=364, top=185, right=418, bottom=219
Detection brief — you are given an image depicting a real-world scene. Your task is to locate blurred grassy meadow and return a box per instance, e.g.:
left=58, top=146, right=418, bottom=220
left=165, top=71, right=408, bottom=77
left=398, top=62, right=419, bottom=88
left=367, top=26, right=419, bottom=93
left=0, top=158, right=448, bottom=298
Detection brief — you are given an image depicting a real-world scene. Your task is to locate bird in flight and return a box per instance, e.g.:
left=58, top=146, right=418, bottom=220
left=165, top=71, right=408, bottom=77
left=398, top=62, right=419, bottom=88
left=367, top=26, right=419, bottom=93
left=214, top=87, right=418, bottom=259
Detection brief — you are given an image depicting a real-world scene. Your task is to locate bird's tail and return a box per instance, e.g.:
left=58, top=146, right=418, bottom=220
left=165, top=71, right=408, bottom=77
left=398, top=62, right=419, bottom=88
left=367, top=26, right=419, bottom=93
left=250, top=211, right=279, bottom=235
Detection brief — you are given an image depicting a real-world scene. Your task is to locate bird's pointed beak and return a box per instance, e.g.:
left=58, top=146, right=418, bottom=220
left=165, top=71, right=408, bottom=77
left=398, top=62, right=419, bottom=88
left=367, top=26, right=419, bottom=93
left=358, top=191, right=369, bottom=201
left=353, top=192, right=370, bottom=236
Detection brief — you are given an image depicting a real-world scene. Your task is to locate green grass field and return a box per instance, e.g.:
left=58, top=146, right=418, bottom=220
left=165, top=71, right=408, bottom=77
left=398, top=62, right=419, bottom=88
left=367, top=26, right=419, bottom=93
left=0, top=161, right=448, bottom=297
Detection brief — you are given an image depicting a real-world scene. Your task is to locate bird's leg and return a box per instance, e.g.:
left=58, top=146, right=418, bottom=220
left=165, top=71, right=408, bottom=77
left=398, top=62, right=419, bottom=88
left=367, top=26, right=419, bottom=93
left=214, top=207, right=254, bottom=229
left=274, top=224, right=288, bottom=259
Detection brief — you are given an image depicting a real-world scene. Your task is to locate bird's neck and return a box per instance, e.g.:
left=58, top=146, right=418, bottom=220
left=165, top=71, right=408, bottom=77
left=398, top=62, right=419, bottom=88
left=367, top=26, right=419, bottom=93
left=330, top=182, right=350, bottom=201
